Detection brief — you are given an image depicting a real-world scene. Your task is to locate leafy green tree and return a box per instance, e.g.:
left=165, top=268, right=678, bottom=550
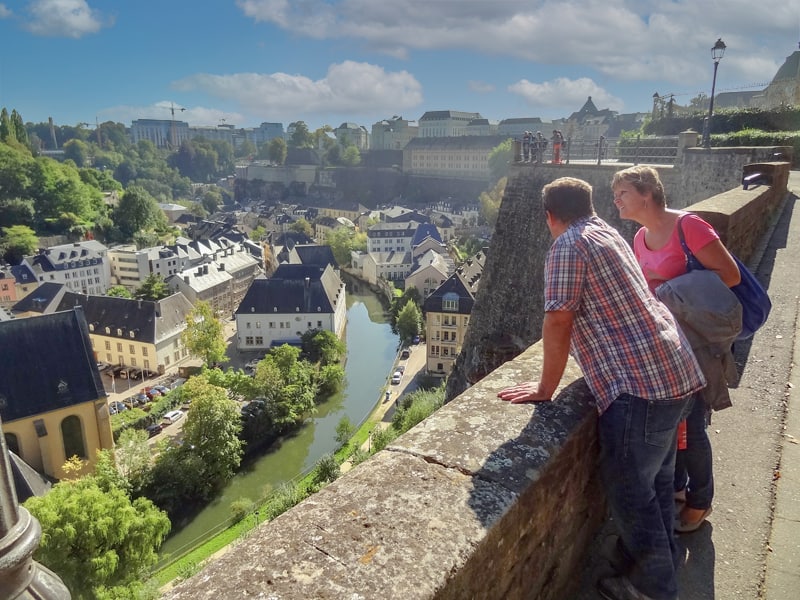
left=335, top=416, right=354, bottom=448
left=300, top=329, right=345, bottom=365
left=324, top=227, right=366, bottom=266
left=200, top=187, right=222, bottom=214
left=135, top=273, right=170, bottom=301
left=24, top=463, right=170, bottom=599
left=289, top=121, right=313, bottom=148
left=179, top=375, right=244, bottom=492
left=389, top=287, right=422, bottom=331
left=106, top=285, right=133, bottom=298
left=289, top=217, right=313, bottom=236
left=0, top=107, right=14, bottom=143
left=268, top=137, right=288, bottom=164
left=113, top=429, right=152, bottom=491
left=317, top=363, right=345, bottom=396
left=0, top=198, right=35, bottom=229
left=487, top=138, right=513, bottom=182
left=183, top=300, right=228, bottom=367
left=112, top=185, right=164, bottom=238
left=310, top=453, right=340, bottom=488
left=63, top=138, right=90, bottom=167
left=236, top=139, right=256, bottom=158
left=396, top=300, right=422, bottom=345
left=341, top=145, right=361, bottom=166
left=10, top=110, right=28, bottom=146
left=479, top=176, right=506, bottom=227
left=0, top=224, right=38, bottom=264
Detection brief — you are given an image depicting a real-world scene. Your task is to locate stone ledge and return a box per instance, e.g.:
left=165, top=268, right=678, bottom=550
left=164, top=344, right=604, bottom=600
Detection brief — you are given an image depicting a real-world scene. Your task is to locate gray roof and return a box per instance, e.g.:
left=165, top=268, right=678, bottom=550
left=289, top=244, right=338, bottom=269
left=236, top=264, right=343, bottom=316
left=0, top=307, right=106, bottom=423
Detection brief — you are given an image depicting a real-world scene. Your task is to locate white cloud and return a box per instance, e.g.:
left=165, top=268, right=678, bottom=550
left=0, top=4, right=12, bottom=19
left=23, top=0, right=109, bottom=38
left=508, top=77, right=624, bottom=112
left=468, top=81, right=495, bottom=94
left=172, top=61, right=423, bottom=120
left=236, top=0, right=796, bottom=90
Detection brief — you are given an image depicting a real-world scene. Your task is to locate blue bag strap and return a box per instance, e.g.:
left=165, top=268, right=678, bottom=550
left=675, top=214, right=705, bottom=272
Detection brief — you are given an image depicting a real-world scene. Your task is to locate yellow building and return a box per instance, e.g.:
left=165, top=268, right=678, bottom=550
left=0, top=308, right=113, bottom=481
left=422, top=250, right=487, bottom=376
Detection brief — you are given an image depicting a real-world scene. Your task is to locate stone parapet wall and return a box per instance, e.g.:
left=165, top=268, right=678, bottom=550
left=163, top=344, right=605, bottom=600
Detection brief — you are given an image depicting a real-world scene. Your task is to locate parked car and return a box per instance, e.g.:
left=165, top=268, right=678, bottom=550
left=391, top=371, right=402, bottom=385
left=162, top=409, right=184, bottom=425
left=152, top=385, right=170, bottom=395
left=400, top=348, right=410, bottom=359
left=109, top=401, right=127, bottom=415
left=145, top=388, right=162, bottom=400
left=413, top=335, right=420, bottom=344
left=397, top=364, right=406, bottom=374
left=145, top=423, right=163, bottom=438
left=130, top=393, right=148, bottom=407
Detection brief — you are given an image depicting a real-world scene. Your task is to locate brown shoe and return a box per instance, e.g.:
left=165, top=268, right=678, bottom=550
left=675, top=506, right=713, bottom=533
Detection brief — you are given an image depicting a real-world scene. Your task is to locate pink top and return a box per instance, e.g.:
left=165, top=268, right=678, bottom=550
left=633, top=213, right=719, bottom=293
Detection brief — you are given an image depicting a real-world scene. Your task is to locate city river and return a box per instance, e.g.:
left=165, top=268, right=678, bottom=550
left=158, top=279, right=398, bottom=560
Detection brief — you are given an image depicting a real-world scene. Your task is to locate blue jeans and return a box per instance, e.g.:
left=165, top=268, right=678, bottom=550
left=673, top=393, right=714, bottom=510
left=598, top=393, right=692, bottom=600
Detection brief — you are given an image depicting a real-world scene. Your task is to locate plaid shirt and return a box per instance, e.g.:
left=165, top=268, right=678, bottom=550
left=545, top=216, right=706, bottom=414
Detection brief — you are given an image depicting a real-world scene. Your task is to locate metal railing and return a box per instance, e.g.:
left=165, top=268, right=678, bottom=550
left=513, top=135, right=680, bottom=166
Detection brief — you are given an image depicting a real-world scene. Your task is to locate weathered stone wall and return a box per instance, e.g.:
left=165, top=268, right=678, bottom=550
left=163, top=344, right=605, bottom=600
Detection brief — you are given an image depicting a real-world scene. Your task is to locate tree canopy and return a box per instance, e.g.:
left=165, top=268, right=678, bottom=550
left=182, top=300, right=228, bottom=367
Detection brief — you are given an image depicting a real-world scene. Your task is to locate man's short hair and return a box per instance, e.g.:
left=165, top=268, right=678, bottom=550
left=542, top=177, right=595, bottom=223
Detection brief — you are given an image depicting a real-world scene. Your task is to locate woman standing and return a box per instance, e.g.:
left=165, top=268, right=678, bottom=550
left=611, top=165, right=741, bottom=533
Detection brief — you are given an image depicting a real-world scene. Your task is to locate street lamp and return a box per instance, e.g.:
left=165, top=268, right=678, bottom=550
left=703, top=38, right=727, bottom=148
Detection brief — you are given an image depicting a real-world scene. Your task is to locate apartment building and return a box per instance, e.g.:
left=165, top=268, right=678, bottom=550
left=423, top=250, right=487, bottom=376
left=21, top=241, right=112, bottom=296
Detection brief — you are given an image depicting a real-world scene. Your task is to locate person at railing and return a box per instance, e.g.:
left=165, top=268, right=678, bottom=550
left=612, top=165, right=741, bottom=536
left=522, top=130, right=532, bottom=163
left=535, top=131, right=547, bottom=164
left=551, top=130, right=564, bottom=164
left=497, top=176, right=705, bottom=600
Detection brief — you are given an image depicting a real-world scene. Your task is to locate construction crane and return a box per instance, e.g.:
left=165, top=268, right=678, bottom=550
left=166, top=102, right=186, bottom=149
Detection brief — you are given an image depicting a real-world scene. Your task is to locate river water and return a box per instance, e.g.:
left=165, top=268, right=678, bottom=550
left=158, top=282, right=398, bottom=560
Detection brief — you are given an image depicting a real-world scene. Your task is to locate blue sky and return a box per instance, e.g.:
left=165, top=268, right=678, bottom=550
left=1, top=1, right=798, bottom=132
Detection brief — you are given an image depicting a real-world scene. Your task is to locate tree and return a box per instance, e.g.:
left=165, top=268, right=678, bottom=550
left=341, top=145, right=361, bottom=166
left=0, top=224, right=38, bottom=264
left=479, top=176, right=506, bottom=227
left=63, top=138, right=90, bottom=167
left=396, top=300, right=422, bottom=345
left=289, top=121, right=313, bottom=149
left=335, top=416, right=355, bottom=448
left=107, top=285, right=133, bottom=299
left=182, top=300, right=228, bottom=367
left=135, top=273, right=170, bottom=301
left=324, top=227, right=366, bottom=267
left=24, top=464, right=170, bottom=599
left=236, top=139, right=256, bottom=158
left=289, top=217, right=313, bottom=237
left=300, top=329, right=345, bottom=365
left=487, top=138, right=513, bottom=182
left=179, top=375, right=244, bottom=492
left=112, top=185, right=164, bottom=238
left=268, top=137, right=288, bottom=164
left=113, top=428, right=152, bottom=490
left=200, top=187, right=222, bottom=214
left=0, top=198, right=35, bottom=229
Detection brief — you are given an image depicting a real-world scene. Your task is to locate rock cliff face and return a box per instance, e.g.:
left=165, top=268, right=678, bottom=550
left=445, top=170, right=553, bottom=400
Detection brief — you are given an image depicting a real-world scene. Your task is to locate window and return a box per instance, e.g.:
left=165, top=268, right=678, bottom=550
left=255, top=336, right=263, bottom=345
left=130, top=358, right=137, bottom=367
left=4, top=432, right=20, bottom=456
left=142, top=347, right=148, bottom=356
left=165, top=356, right=171, bottom=366
left=129, top=344, right=135, bottom=354
left=269, top=322, right=276, bottom=328
left=256, top=322, right=262, bottom=328
left=442, top=292, right=459, bottom=312
left=105, top=341, right=111, bottom=350
left=246, top=336, right=254, bottom=345
left=317, top=321, right=322, bottom=328
left=61, top=416, right=86, bottom=460
left=144, top=360, right=150, bottom=370
left=246, top=322, right=251, bottom=329
left=116, top=343, right=122, bottom=352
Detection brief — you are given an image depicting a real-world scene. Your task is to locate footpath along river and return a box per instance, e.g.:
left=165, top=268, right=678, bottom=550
left=158, top=280, right=398, bottom=561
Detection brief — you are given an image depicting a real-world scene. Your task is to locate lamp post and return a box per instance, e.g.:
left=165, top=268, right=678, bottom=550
left=703, top=38, right=727, bottom=148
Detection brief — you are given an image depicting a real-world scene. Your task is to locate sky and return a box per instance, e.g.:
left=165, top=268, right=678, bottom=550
left=1, top=0, right=799, bottom=133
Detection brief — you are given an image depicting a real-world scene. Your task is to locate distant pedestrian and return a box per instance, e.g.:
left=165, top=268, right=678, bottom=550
left=535, top=131, right=547, bottom=163
left=522, top=131, right=532, bottom=162
left=551, top=130, right=564, bottom=164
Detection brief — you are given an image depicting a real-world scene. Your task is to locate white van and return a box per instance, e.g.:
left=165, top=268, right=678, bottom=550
left=162, top=409, right=184, bottom=425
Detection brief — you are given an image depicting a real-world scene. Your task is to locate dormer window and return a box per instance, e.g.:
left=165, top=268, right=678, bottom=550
left=117, top=328, right=122, bottom=336
left=129, top=331, right=135, bottom=338
left=89, top=324, right=94, bottom=331
left=105, top=327, right=111, bottom=334
left=442, top=292, right=459, bottom=312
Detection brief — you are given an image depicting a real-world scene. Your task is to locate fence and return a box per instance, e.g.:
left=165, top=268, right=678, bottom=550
left=514, top=135, right=680, bottom=166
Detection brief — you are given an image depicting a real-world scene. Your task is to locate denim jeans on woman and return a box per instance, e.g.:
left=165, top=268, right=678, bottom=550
left=598, top=393, right=692, bottom=600
left=673, top=393, right=714, bottom=510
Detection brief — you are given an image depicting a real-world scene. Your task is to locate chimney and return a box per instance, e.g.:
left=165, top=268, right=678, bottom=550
left=184, top=276, right=190, bottom=285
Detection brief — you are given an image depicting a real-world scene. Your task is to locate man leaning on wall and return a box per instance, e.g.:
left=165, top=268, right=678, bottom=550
left=498, top=177, right=705, bottom=600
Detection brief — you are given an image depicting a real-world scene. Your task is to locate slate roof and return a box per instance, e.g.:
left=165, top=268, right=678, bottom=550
left=9, top=264, right=36, bottom=286
left=0, top=307, right=106, bottom=423
left=412, top=224, right=442, bottom=245
left=235, top=264, right=342, bottom=316
left=51, top=291, right=193, bottom=345
left=423, top=250, right=487, bottom=315
left=11, top=282, right=68, bottom=315
left=28, top=241, right=107, bottom=273
left=289, top=244, right=338, bottom=269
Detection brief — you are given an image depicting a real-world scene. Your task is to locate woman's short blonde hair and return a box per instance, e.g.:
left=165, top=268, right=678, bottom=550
left=611, top=165, right=666, bottom=207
